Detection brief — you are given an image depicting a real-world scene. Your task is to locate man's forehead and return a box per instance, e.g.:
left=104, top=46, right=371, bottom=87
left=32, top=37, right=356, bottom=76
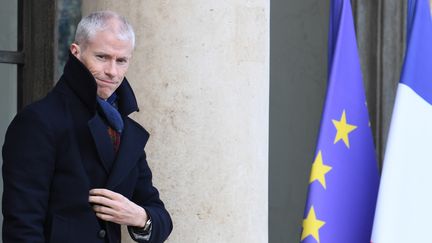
left=85, top=31, right=133, bottom=56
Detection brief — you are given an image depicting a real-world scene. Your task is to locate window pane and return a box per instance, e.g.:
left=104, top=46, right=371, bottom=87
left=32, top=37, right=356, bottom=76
left=0, top=63, right=17, bottom=240
left=0, top=64, right=17, bottom=140
left=0, top=0, right=18, bottom=51
left=0, top=63, right=17, bottom=164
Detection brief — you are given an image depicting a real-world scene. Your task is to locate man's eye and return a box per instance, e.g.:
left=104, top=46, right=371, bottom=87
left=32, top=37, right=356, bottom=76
left=117, top=59, right=127, bottom=64
left=96, top=55, right=106, bottom=60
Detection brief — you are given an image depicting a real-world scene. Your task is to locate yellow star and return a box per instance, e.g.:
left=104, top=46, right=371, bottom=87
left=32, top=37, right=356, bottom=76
left=301, top=206, right=325, bottom=243
left=332, top=110, right=357, bottom=148
left=309, top=151, right=332, bottom=189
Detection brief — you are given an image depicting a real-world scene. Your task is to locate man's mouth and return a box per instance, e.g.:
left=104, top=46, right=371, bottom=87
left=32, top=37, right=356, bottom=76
left=97, top=79, right=117, bottom=84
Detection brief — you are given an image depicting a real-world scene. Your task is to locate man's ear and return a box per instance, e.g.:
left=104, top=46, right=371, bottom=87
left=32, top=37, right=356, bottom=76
left=70, top=43, right=81, bottom=58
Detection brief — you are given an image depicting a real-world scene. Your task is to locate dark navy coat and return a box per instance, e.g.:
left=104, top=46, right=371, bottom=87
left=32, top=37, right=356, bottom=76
left=2, top=53, right=172, bottom=243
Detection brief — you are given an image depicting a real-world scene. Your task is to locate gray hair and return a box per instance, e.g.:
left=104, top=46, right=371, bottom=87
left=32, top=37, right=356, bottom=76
left=74, top=11, right=135, bottom=48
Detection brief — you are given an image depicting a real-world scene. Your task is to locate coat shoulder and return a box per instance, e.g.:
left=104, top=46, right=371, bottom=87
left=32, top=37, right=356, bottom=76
left=19, top=91, right=68, bottom=125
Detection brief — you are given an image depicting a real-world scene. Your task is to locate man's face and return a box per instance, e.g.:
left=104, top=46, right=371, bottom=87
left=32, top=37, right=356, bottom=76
left=70, top=29, right=133, bottom=99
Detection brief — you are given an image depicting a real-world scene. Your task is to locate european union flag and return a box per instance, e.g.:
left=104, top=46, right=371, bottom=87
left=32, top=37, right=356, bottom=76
left=300, top=0, right=379, bottom=242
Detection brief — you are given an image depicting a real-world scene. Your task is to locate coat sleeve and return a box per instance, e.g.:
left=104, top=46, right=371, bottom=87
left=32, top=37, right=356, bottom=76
left=2, top=109, right=56, bottom=243
left=127, top=153, right=173, bottom=243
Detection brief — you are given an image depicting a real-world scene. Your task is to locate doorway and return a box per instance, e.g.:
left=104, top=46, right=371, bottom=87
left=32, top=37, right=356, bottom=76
left=0, top=0, right=56, bottom=239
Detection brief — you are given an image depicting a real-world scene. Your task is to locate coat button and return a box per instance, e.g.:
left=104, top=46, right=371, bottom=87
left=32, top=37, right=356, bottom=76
left=98, top=229, right=106, bottom=239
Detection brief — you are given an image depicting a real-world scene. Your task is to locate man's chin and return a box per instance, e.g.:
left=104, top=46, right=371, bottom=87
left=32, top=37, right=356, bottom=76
left=97, top=90, right=114, bottom=100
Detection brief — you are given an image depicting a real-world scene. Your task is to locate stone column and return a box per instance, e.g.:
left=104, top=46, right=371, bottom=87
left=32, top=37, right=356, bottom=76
left=82, top=1, right=269, bottom=242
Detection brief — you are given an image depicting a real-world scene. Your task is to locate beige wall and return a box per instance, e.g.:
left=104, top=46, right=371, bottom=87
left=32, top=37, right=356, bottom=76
left=82, top=1, right=269, bottom=242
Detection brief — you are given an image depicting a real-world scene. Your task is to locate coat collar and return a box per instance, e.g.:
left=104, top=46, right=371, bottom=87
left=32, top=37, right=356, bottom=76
left=106, top=118, right=149, bottom=189
left=87, top=114, right=149, bottom=188
left=62, top=52, right=140, bottom=116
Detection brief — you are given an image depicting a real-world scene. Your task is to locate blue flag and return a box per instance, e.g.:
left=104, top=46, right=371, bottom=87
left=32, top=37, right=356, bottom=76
left=371, top=0, right=432, bottom=242
left=300, top=0, right=379, bottom=242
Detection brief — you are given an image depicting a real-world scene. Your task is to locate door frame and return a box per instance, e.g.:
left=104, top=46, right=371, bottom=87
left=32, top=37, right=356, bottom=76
left=0, top=0, right=56, bottom=110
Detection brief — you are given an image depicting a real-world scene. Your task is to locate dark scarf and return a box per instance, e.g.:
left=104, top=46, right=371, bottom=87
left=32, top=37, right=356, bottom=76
left=97, top=93, right=124, bottom=133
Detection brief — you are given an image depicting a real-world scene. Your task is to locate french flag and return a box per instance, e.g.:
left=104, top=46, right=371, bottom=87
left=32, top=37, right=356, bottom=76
left=371, top=0, right=432, bottom=242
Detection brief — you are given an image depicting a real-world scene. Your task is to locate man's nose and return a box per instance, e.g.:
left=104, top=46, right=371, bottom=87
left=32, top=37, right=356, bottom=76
left=105, top=61, right=118, bottom=77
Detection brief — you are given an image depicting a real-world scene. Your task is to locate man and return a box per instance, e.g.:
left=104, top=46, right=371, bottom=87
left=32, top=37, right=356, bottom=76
left=2, top=11, right=172, bottom=243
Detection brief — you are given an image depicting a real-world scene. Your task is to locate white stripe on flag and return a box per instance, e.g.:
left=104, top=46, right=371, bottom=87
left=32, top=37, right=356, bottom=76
left=371, top=83, right=432, bottom=242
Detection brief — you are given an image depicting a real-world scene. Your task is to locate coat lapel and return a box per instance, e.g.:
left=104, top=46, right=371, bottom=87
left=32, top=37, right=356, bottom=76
left=87, top=114, right=116, bottom=173
left=106, top=118, right=149, bottom=189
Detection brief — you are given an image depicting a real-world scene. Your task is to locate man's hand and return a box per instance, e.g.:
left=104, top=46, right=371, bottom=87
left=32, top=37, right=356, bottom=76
left=89, top=188, right=148, bottom=227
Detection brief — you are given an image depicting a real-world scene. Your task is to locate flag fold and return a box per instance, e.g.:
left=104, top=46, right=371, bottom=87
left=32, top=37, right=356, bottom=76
left=301, top=0, right=379, bottom=242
